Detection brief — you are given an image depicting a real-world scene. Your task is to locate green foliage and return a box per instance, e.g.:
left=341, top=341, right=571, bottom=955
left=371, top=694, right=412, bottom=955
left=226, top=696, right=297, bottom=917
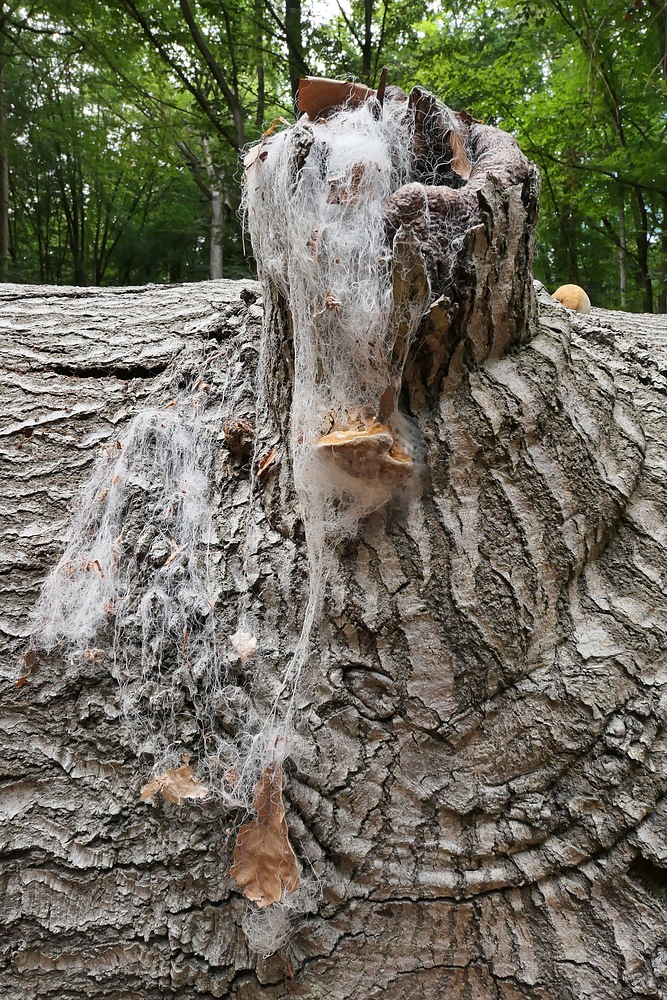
left=2, top=0, right=665, bottom=309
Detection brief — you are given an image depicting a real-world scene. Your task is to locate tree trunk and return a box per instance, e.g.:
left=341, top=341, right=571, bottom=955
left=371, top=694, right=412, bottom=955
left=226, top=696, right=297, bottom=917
left=203, top=136, right=224, bottom=280
left=0, top=44, right=9, bottom=283
left=1, top=273, right=667, bottom=999
left=632, top=185, right=653, bottom=312
left=285, top=0, right=305, bottom=108
left=619, top=192, right=628, bottom=308
left=659, top=193, right=667, bottom=315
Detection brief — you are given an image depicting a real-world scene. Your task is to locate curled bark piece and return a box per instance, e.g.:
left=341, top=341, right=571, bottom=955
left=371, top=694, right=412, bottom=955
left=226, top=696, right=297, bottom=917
left=298, top=77, right=375, bottom=119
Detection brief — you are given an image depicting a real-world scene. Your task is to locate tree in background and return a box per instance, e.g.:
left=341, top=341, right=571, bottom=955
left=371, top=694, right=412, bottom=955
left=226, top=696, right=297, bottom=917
left=408, top=0, right=666, bottom=311
left=2, top=0, right=665, bottom=309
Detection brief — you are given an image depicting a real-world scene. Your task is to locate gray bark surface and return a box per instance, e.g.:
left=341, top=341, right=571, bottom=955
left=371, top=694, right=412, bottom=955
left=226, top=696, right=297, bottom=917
left=1, top=279, right=667, bottom=999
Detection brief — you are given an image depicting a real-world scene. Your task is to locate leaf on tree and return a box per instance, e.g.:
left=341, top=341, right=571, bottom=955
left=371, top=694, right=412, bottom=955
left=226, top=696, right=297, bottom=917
left=229, top=764, right=301, bottom=908
left=229, top=629, right=257, bottom=662
left=141, top=755, right=208, bottom=806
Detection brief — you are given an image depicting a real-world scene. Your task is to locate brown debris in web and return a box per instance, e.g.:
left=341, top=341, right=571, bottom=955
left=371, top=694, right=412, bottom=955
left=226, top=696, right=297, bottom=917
left=229, top=629, right=257, bottom=663
left=16, top=648, right=37, bottom=688
left=223, top=417, right=254, bottom=462
left=327, top=163, right=373, bottom=206
left=256, top=449, right=280, bottom=480
left=141, top=755, right=209, bottom=806
left=229, top=763, right=301, bottom=908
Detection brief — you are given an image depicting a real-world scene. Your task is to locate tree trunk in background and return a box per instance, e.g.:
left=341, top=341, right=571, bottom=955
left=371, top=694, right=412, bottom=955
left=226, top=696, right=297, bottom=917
left=619, top=192, right=627, bottom=309
left=1, top=280, right=667, bottom=999
left=659, top=194, right=667, bottom=314
left=0, top=45, right=9, bottom=283
left=255, top=0, right=265, bottom=130
left=203, top=136, right=224, bottom=280
left=632, top=185, right=653, bottom=312
left=362, top=0, right=373, bottom=83
left=285, top=0, right=304, bottom=109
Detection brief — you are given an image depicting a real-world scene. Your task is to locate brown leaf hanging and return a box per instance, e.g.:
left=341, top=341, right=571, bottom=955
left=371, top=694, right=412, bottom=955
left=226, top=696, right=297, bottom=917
left=229, top=764, right=301, bottom=908
left=256, top=448, right=279, bottom=480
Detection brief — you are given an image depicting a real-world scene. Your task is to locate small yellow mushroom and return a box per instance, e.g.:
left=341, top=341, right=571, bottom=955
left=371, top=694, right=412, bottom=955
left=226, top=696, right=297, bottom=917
left=552, top=284, right=591, bottom=314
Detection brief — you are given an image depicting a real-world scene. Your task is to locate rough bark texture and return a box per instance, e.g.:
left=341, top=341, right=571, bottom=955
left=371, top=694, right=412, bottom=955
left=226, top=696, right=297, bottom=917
left=2, top=278, right=667, bottom=999
left=385, top=89, right=541, bottom=389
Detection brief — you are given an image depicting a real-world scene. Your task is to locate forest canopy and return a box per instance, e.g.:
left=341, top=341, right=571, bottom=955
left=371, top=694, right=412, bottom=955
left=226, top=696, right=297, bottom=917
left=1, top=0, right=665, bottom=311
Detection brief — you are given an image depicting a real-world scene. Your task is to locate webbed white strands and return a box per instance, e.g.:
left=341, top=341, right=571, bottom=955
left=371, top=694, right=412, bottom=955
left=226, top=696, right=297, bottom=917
left=240, top=97, right=423, bottom=771
left=234, top=99, right=432, bottom=950
left=29, top=363, right=232, bottom=787
left=245, top=100, right=418, bottom=544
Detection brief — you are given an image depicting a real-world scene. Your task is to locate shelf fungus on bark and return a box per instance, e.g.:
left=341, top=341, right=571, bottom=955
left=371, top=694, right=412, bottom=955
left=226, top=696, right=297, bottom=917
left=315, top=414, right=413, bottom=479
left=552, top=282, right=592, bottom=313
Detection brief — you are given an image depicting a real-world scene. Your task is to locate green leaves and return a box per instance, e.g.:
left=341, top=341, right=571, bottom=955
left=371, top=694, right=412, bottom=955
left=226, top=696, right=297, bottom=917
left=4, top=0, right=665, bottom=308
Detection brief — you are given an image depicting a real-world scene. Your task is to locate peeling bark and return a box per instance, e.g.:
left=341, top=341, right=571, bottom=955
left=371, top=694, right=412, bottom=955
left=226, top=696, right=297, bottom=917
left=1, top=278, right=667, bottom=999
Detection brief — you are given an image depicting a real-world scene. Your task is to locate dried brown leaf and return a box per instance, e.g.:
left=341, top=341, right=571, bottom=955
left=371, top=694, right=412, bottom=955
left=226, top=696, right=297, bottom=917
left=256, top=449, right=279, bottom=480
left=141, top=756, right=208, bottom=806
left=449, top=128, right=472, bottom=180
left=16, top=648, right=37, bottom=687
left=229, top=764, right=301, bottom=908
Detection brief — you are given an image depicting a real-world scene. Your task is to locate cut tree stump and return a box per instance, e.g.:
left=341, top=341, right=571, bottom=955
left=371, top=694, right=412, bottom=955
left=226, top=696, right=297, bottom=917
left=1, top=276, right=667, bottom=998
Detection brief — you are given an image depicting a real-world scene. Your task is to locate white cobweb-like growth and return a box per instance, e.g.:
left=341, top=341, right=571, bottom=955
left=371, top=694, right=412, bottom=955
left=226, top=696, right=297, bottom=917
left=30, top=365, right=225, bottom=775
left=27, top=345, right=318, bottom=954
left=28, top=98, right=435, bottom=957
left=233, top=99, right=430, bottom=953
left=245, top=100, right=419, bottom=540
left=241, top=96, right=429, bottom=742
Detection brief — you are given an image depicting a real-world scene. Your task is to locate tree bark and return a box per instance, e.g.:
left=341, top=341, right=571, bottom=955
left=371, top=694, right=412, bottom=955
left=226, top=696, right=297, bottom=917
left=202, top=136, right=224, bottom=280
left=0, top=40, right=9, bottom=283
left=619, top=192, right=628, bottom=309
left=1, top=276, right=667, bottom=999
